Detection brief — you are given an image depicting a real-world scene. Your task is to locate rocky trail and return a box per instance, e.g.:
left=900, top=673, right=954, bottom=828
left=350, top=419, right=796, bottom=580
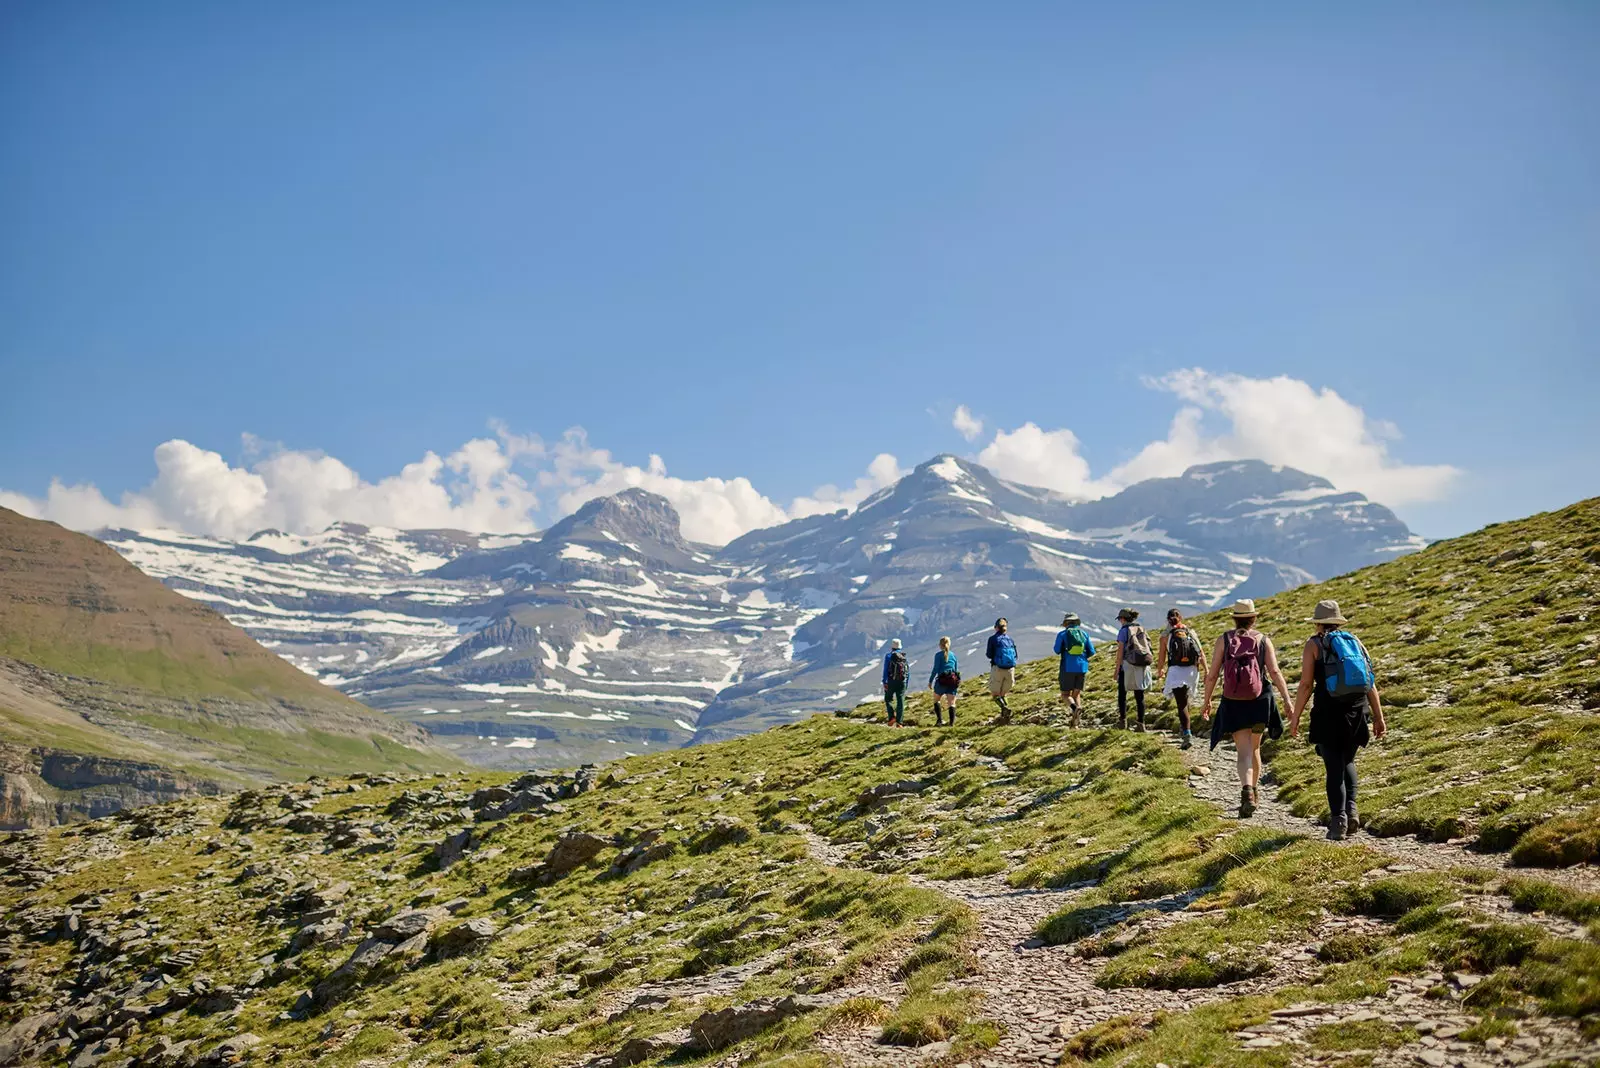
left=791, top=730, right=1600, bottom=1068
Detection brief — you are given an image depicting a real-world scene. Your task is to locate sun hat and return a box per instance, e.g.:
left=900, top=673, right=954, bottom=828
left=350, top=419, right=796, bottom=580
left=1062, top=613, right=1081, bottom=626
left=890, top=638, right=902, bottom=649
left=994, top=617, right=1007, bottom=628
left=1229, top=599, right=1258, bottom=618
left=1305, top=600, right=1348, bottom=626
left=1116, top=608, right=1139, bottom=621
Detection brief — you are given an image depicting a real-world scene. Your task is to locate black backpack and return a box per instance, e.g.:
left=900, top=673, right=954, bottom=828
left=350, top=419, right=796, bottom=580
left=1169, top=626, right=1200, bottom=667
left=886, top=651, right=908, bottom=687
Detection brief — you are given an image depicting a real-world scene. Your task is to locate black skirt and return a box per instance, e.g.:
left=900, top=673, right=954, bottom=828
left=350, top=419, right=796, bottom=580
left=1210, top=691, right=1283, bottom=750
left=1309, top=693, right=1370, bottom=750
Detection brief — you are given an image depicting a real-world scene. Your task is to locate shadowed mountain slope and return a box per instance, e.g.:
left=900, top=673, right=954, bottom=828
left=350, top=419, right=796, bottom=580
left=0, top=508, right=458, bottom=826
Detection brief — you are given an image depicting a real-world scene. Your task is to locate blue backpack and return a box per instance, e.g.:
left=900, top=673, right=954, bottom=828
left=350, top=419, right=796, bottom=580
left=992, top=634, right=1017, bottom=669
left=1318, top=631, right=1373, bottom=697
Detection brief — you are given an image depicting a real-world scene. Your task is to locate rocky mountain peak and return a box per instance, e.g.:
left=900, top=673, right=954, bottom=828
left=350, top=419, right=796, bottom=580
left=546, top=488, right=689, bottom=553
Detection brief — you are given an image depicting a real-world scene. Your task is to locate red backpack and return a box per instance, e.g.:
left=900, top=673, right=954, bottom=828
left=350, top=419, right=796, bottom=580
left=1221, top=629, right=1265, bottom=700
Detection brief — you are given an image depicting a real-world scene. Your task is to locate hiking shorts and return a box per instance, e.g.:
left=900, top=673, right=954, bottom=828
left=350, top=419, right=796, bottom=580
left=989, top=666, right=1015, bottom=696
left=1058, top=671, right=1086, bottom=693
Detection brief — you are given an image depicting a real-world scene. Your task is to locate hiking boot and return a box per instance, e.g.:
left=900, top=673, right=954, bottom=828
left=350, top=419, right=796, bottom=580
left=1117, top=717, right=1128, bottom=731
left=1250, top=785, right=1261, bottom=808
left=1180, top=731, right=1193, bottom=750
left=1239, top=786, right=1255, bottom=818
left=1346, top=806, right=1361, bottom=833
left=1134, top=722, right=1146, bottom=733
left=1326, top=816, right=1346, bottom=841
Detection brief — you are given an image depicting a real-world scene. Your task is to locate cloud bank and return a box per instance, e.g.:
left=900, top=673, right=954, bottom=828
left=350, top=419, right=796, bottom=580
left=1, top=369, right=1458, bottom=546
left=0, top=427, right=907, bottom=546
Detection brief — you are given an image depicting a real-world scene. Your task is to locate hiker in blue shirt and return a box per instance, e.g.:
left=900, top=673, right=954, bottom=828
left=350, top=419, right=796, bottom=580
left=881, top=638, right=909, bottom=727
left=985, top=618, right=1018, bottom=724
left=927, top=636, right=961, bottom=726
left=1053, top=613, right=1096, bottom=728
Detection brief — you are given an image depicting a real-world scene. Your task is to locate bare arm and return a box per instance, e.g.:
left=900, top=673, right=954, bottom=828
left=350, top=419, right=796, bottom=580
left=1156, top=633, right=1168, bottom=675
left=1290, top=639, right=1315, bottom=733
left=1201, top=635, right=1225, bottom=712
left=1368, top=683, right=1386, bottom=739
left=1264, top=637, right=1291, bottom=708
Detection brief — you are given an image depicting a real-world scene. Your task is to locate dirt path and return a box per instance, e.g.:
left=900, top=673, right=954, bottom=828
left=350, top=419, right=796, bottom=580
left=798, top=833, right=1333, bottom=1066
left=1186, top=732, right=1600, bottom=899
left=791, top=734, right=1600, bottom=1067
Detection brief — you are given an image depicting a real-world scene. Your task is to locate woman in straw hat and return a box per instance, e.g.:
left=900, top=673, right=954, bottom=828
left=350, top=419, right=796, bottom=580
left=1288, top=600, right=1387, bottom=840
left=1201, top=598, right=1291, bottom=817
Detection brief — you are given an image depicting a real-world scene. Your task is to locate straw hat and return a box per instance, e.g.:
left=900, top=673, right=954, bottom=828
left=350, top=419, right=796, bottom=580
left=1062, top=613, right=1081, bottom=626
left=1228, top=599, right=1258, bottom=618
left=1305, top=599, right=1348, bottom=625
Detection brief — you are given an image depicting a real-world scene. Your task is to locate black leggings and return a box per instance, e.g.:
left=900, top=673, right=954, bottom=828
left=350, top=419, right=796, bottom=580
left=1320, top=741, right=1358, bottom=819
left=1117, top=680, right=1145, bottom=725
left=1172, top=686, right=1190, bottom=733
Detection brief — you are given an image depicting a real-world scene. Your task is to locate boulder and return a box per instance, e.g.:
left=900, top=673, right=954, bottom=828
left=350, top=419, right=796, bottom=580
left=375, top=907, right=451, bottom=941
left=511, top=831, right=610, bottom=885
left=687, top=995, right=825, bottom=1050
left=197, top=1034, right=262, bottom=1066
left=287, top=918, right=348, bottom=956
left=429, top=918, right=499, bottom=957
left=690, top=816, right=752, bottom=854
left=609, top=832, right=676, bottom=876
left=589, top=1028, right=693, bottom=1067
left=856, top=779, right=929, bottom=808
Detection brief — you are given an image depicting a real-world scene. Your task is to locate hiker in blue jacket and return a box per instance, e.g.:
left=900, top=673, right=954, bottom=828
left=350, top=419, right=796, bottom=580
left=985, top=618, right=1018, bottom=724
left=927, top=635, right=961, bottom=726
left=881, top=638, right=909, bottom=727
left=1053, top=613, right=1096, bottom=727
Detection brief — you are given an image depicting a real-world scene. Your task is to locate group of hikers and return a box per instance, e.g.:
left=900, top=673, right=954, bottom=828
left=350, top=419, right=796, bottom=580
left=879, top=597, right=1386, bottom=839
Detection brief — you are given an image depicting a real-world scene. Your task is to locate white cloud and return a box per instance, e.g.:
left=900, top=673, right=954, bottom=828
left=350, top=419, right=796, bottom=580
left=951, top=405, right=984, bottom=442
left=976, top=423, right=1119, bottom=500
left=1, top=432, right=545, bottom=541
left=1110, top=369, right=1460, bottom=505
left=971, top=369, right=1458, bottom=508
left=539, top=429, right=792, bottom=544
left=789, top=453, right=908, bottom=518
left=0, top=425, right=911, bottom=547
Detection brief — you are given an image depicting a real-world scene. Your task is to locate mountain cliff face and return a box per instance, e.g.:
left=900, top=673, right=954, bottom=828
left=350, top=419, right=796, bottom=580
left=98, top=458, right=1423, bottom=766
left=0, top=508, right=458, bottom=826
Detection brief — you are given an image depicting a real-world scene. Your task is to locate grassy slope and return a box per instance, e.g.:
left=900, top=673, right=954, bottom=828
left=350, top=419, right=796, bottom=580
left=2, top=501, right=1594, bottom=1065
left=5, top=712, right=1596, bottom=1067
left=0, top=508, right=458, bottom=783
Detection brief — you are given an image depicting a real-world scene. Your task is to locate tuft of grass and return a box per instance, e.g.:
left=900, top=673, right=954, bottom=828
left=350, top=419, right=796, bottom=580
left=878, top=987, right=979, bottom=1046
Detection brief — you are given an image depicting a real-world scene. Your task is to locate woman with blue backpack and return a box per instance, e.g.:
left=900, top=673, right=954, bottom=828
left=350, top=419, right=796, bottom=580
left=1288, top=600, right=1387, bottom=840
left=927, top=636, right=962, bottom=726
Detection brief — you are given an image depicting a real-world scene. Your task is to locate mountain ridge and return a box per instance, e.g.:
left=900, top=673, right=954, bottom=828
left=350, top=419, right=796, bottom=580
left=96, top=456, right=1424, bottom=767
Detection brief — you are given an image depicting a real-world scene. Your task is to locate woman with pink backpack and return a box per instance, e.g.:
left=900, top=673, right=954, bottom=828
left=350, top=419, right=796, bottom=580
left=1200, top=599, right=1291, bottom=817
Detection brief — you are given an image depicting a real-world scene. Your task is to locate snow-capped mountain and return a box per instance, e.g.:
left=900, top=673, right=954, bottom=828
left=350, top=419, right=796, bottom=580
left=100, top=457, right=1423, bottom=766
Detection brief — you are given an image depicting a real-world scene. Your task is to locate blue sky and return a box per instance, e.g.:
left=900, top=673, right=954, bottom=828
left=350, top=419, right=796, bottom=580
left=2, top=2, right=1596, bottom=543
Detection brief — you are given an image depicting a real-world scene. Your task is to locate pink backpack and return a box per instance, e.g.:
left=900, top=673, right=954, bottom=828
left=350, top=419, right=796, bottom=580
left=1221, top=630, right=1265, bottom=700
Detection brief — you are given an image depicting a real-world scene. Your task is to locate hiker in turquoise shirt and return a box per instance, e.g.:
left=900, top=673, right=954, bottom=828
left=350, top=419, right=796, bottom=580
left=1053, top=613, right=1096, bottom=728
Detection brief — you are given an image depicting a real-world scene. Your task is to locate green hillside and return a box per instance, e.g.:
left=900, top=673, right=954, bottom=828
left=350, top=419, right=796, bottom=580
left=0, top=508, right=459, bottom=826
left=1, top=501, right=1595, bottom=1067
left=894, top=495, right=1600, bottom=869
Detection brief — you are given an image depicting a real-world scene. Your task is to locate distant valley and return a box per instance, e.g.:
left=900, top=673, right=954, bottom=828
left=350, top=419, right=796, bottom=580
left=97, top=456, right=1423, bottom=769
